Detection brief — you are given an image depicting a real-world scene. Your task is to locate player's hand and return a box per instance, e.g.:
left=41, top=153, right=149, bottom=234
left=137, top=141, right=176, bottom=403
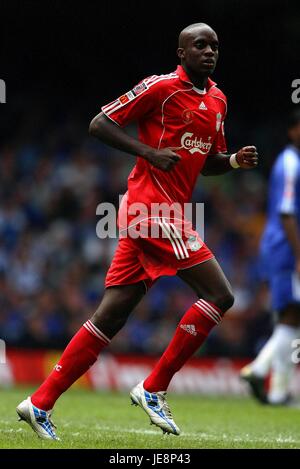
left=236, top=146, right=259, bottom=169
left=145, top=148, right=181, bottom=172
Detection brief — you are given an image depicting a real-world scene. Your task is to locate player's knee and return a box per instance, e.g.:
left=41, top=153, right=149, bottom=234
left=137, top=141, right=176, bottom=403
left=91, top=306, right=129, bottom=338
left=214, top=289, right=235, bottom=312
left=91, top=284, right=145, bottom=336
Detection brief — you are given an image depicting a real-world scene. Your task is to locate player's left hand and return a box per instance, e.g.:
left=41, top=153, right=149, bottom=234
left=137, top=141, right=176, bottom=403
left=236, top=146, right=259, bottom=169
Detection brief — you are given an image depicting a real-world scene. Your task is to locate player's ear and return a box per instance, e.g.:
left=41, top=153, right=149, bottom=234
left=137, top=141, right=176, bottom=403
left=177, top=48, right=185, bottom=59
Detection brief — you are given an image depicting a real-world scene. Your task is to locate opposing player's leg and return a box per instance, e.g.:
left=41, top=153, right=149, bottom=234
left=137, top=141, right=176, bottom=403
left=240, top=328, right=277, bottom=404
left=241, top=306, right=300, bottom=405
left=241, top=270, right=300, bottom=405
left=131, top=257, right=234, bottom=435
left=240, top=282, right=273, bottom=404
left=17, top=282, right=145, bottom=440
left=268, top=305, right=300, bottom=405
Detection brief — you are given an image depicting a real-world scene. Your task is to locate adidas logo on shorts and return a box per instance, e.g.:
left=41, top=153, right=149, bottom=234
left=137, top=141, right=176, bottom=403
left=180, top=324, right=197, bottom=336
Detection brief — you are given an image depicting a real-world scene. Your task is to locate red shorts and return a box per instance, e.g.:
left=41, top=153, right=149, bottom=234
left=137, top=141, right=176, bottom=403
left=105, top=217, right=214, bottom=290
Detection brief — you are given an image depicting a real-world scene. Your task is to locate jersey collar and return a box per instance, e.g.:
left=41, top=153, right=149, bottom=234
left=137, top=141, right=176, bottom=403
left=176, top=65, right=216, bottom=92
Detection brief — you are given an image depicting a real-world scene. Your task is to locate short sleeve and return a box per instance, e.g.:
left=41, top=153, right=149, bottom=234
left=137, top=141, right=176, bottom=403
left=277, top=149, right=299, bottom=215
left=101, top=77, right=161, bottom=127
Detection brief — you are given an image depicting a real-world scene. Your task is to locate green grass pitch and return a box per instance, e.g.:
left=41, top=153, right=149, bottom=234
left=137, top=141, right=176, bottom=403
left=0, top=387, right=299, bottom=449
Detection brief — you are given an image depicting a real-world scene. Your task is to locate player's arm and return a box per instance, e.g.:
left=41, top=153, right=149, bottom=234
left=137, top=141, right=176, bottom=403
left=89, top=113, right=180, bottom=172
left=201, top=146, right=259, bottom=176
left=90, top=78, right=181, bottom=172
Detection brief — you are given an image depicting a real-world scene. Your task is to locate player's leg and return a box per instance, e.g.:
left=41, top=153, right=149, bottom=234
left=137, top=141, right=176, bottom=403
left=240, top=320, right=282, bottom=404
left=30, top=283, right=146, bottom=409
left=17, top=282, right=145, bottom=439
left=143, top=257, right=234, bottom=391
left=240, top=280, right=275, bottom=404
left=130, top=257, right=234, bottom=435
left=268, top=304, right=300, bottom=405
left=240, top=248, right=272, bottom=401
left=241, top=270, right=300, bottom=405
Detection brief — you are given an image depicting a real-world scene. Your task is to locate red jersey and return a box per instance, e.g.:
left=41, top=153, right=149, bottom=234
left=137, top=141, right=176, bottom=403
left=101, top=64, right=227, bottom=211
left=102, top=66, right=222, bottom=288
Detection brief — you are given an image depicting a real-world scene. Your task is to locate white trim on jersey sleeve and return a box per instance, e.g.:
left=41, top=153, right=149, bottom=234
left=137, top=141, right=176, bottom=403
left=101, top=73, right=178, bottom=118
left=101, top=110, right=121, bottom=126
left=279, top=148, right=299, bottom=214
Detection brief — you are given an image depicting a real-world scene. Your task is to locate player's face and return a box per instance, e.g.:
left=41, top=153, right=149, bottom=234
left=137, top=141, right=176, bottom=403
left=178, top=28, right=219, bottom=77
left=289, top=122, right=300, bottom=148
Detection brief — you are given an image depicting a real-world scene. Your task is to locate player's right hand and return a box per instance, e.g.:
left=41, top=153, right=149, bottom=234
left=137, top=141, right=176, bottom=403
left=145, top=148, right=181, bottom=172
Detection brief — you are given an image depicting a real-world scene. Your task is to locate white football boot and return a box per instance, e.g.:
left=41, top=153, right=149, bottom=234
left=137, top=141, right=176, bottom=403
left=16, top=397, right=59, bottom=440
left=130, top=381, right=180, bottom=435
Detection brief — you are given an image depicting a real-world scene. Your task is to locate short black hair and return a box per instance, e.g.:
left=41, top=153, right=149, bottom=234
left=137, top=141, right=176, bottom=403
left=288, top=107, right=300, bottom=129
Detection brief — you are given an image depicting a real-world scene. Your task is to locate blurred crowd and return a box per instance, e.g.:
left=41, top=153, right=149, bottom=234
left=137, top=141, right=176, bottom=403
left=0, top=120, right=273, bottom=357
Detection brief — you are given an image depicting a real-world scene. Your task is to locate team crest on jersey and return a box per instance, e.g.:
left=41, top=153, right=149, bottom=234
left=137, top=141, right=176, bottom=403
left=182, top=109, right=194, bottom=124
left=216, top=112, right=222, bottom=132
left=132, top=82, right=148, bottom=96
left=186, top=235, right=202, bottom=252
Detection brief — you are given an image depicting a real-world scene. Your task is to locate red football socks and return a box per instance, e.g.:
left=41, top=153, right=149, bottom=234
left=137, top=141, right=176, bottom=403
left=144, top=299, right=223, bottom=392
left=31, top=320, right=110, bottom=410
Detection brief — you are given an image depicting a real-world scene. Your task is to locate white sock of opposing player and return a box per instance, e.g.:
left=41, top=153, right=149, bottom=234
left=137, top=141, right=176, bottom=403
left=250, top=328, right=279, bottom=378
left=268, top=324, right=300, bottom=404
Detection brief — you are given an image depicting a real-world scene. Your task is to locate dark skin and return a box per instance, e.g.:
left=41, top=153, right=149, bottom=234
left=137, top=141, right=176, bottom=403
left=88, top=23, right=258, bottom=338
left=278, top=122, right=300, bottom=327
left=90, top=24, right=258, bottom=176
left=177, top=23, right=258, bottom=175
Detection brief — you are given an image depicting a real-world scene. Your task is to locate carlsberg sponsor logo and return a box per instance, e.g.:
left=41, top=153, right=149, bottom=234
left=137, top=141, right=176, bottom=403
left=181, top=132, right=212, bottom=154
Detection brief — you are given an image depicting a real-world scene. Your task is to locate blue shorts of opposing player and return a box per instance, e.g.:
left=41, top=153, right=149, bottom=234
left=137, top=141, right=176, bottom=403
left=269, top=269, right=300, bottom=311
left=259, top=245, right=300, bottom=312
